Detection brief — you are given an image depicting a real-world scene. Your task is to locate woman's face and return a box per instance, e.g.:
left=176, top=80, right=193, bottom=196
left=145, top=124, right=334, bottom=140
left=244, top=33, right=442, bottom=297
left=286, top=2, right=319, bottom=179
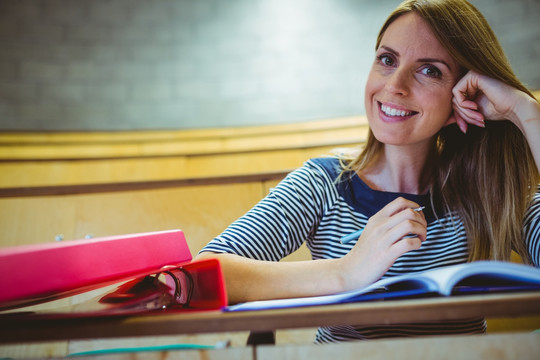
left=365, top=12, right=462, bottom=147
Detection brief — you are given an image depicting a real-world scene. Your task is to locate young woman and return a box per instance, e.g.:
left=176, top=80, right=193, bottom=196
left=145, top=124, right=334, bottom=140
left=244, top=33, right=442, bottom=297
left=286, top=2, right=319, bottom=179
left=196, top=0, right=540, bottom=342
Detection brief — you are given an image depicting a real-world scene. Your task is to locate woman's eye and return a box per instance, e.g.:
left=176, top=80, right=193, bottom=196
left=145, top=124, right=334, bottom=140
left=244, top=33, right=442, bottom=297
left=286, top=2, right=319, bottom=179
left=420, top=65, right=442, bottom=78
left=377, top=54, right=395, bottom=67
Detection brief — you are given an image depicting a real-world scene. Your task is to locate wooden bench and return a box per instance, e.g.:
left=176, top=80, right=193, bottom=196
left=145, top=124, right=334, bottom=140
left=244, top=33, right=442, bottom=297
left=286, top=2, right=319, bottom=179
left=0, top=116, right=368, bottom=191
left=0, top=116, right=368, bottom=255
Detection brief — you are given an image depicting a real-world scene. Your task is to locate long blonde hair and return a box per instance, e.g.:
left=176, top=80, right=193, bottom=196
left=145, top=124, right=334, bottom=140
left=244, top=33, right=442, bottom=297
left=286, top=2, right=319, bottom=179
left=345, top=0, right=539, bottom=263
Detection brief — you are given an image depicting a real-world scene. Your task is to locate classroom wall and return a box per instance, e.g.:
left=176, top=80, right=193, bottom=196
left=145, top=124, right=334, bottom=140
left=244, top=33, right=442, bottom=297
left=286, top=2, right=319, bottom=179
left=0, top=0, right=538, bottom=131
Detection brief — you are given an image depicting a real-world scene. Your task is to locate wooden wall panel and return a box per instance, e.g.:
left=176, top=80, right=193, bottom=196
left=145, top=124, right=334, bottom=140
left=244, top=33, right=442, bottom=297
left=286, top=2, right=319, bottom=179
left=0, top=145, right=358, bottom=190
left=0, top=116, right=368, bottom=191
left=0, top=182, right=266, bottom=252
left=0, top=117, right=368, bottom=160
left=0, top=196, right=77, bottom=247
left=8, top=125, right=361, bottom=159
left=0, top=157, right=189, bottom=188
left=0, top=116, right=364, bottom=144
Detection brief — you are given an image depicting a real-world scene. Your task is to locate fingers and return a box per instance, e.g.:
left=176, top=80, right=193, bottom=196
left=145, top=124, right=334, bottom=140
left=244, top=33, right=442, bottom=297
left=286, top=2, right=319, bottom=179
left=384, top=209, right=426, bottom=263
left=452, top=70, right=482, bottom=100
left=448, top=110, right=469, bottom=134
left=368, top=197, right=427, bottom=246
left=389, top=236, right=422, bottom=260
left=387, top=215, right=427, bottom=240
left=450, top=70, right=524, bottom=131
left=378, top=197, right=423, bottom=217
left=461, top=99, right=479, bottom=111
left=451, top=73, right=486, bottom=133
left=344, top=198, right=428, bottom=284
left=452, top=97, right=485, bottom=129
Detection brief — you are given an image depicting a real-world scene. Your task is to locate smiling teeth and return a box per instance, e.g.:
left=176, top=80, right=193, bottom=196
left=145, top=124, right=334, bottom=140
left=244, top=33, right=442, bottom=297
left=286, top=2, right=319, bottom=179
left=381, top=104, right=413, bottom=117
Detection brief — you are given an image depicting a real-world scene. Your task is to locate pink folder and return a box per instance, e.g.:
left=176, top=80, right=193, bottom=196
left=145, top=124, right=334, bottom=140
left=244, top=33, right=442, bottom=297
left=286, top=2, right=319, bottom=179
left=0, top=229, right=193, bottom=309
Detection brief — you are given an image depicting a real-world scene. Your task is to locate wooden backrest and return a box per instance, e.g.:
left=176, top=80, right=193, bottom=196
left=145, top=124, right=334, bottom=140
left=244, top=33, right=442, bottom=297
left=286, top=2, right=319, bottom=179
left=0, top=116, right=368, bottom=258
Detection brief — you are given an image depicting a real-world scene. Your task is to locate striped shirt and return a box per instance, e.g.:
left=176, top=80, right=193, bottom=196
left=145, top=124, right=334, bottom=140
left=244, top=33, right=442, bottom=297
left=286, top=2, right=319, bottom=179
left=200, top=157, right=540, bottom=342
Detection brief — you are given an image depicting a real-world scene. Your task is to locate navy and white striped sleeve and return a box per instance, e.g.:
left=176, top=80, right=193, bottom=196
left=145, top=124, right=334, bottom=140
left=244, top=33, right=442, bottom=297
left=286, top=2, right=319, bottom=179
left=199, top=160, right=336, bottom=261
left=524, top=186, right=540, bottom=267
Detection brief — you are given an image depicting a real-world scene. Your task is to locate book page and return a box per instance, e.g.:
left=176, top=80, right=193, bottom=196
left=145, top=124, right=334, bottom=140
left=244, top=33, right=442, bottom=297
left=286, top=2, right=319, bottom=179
left=416, top=261, right=540, bottom=296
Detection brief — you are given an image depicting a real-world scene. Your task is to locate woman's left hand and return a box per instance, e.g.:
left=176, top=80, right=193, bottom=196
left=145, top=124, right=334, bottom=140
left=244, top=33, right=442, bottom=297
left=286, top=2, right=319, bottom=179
left=448, top=70, right=540, bottom=171
left=447, top=70, right=538, bottom=134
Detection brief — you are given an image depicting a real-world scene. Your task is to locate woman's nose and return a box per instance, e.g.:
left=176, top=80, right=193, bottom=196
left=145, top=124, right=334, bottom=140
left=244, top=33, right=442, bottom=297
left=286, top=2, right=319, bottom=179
left=384, top=68, right=410, bottom=96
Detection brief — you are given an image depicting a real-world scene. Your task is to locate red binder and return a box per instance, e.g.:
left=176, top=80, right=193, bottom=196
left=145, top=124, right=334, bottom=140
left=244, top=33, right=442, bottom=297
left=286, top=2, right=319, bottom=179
left=0, top=230, right=227, bottom=312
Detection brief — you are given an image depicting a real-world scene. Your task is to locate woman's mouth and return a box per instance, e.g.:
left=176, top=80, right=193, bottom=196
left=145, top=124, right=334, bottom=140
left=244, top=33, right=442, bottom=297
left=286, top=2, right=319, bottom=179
left=379, top=102, right=418, bottom=119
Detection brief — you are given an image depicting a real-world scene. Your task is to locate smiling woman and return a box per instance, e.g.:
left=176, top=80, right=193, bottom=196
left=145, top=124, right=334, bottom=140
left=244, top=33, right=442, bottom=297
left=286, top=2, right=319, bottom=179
left=352, top=0, right=540, bottom=265
left=196, top=0, right=540, bottom=343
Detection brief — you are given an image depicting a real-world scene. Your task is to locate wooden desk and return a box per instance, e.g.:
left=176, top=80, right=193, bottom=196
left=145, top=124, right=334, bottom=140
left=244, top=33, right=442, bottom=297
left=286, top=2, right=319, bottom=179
left=1, top=292, right=539, bottom=343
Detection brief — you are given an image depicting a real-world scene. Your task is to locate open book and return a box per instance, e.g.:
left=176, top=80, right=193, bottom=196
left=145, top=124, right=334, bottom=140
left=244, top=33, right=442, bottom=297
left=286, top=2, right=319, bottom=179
left=226, top=260, right=540, bottom=312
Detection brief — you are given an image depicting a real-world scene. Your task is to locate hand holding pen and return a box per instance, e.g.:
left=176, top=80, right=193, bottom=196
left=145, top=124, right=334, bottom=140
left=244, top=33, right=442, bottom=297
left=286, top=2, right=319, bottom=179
left=338, top=198, right=428, bottom=291
left=341, top=206, right=426, bottom=244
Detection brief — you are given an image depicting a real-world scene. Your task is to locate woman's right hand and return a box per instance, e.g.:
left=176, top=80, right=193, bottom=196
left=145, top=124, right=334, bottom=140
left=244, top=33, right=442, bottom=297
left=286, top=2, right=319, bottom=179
left=340, top=197, right=427, bottom=291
